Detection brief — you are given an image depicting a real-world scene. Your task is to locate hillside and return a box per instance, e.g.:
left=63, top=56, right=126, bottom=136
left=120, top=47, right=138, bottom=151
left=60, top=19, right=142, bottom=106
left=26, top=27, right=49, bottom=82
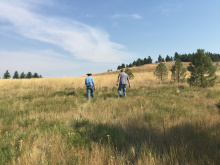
left=0, top=62, right=220, bottom=165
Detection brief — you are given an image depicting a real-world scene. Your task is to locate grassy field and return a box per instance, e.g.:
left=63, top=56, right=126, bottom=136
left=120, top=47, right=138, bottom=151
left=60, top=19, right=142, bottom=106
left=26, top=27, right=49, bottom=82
left=0, top=62, right=220, bottom=165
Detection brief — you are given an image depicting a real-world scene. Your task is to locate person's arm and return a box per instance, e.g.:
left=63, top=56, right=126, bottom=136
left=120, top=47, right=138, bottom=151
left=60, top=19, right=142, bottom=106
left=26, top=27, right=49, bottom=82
left=93, top=83, right=96, bottom=90
left=92, top=78, right=95, bottom=90
left=116, top=77, right=120, bottom=86
left=127, top=79, right=131, bottom=88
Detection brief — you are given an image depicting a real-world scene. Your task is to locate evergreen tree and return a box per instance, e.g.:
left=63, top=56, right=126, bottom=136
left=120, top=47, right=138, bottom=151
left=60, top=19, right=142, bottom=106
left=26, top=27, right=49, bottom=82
left=154, top=62, right=168, bottom=80
left=121, top=63, right=125, bottom=68
left=125, top=68, right=134, bottom=79
left=33, top=72, right=39, bottom=78
left=171, top=56, right=173, bottom=61
left=20, top=72, right=26, bottom=79
left=26, top=72, right=32, bottom=79
left=128, top=63, right=133, bottom=67
left=147, top=56, right=153, bottom=64
left=132, top=60, right=136, bottom=66
left=3, top=70, right=11, bottom=79
left=170, top=59, right=186, bottom=83
left=174, top=52, right=179, bottom=61
left=187, top=49, right=217, bottom=87
left=144, top=57, right=148, bottom=64
left=165, top=55, right=171, bottom=62
left=13, top=71, right=19, bottom=79
left=136, top=58, right=142, bottom=66
left=158, top=55, right=163, bottom=62
left=170, top=65, right=176, bottom=82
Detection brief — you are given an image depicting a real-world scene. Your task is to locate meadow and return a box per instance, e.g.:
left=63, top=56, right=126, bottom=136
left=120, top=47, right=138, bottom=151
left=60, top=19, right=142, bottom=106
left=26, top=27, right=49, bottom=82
left=0, top=62, right=220, bottom=165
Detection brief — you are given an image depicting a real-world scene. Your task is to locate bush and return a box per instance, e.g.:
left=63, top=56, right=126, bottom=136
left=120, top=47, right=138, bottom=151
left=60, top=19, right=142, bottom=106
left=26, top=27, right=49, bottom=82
left=125, top=68, right=134, bottom=79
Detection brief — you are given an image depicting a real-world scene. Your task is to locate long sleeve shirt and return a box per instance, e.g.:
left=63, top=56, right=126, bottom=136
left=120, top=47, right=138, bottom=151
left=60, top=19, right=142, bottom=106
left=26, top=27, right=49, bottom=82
left=85, top=76, right=94, bottom=87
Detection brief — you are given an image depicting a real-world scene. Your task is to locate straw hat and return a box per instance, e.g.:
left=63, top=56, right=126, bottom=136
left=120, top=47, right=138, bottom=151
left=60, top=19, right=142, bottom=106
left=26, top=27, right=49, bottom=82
left=86, top=72, right=92, bottom=75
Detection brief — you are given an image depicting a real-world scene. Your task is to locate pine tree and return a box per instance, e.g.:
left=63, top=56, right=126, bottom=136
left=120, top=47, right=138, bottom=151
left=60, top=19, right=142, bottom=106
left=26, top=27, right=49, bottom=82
left=170, top=65, right=176, bottom=82
left=158, top=55, right=163, bottom=62
left=13, top=71, right=19, bottom=79
left=26, top=72, right=32, bottom=79
left=117, top=65, right=122, bottom=70
left=136, top=58, right=142, bottom=66
left=3, top=70, right=11, bottom=79
left=171, top=56, right=173, bottom=61
left=121, top=63, right=125, bottom=68
left=154, top=62, right=168, bottom=80
left=174, top=52, right=179, bottom=61
left=147, top=56, right=153, bottom=64
left=132, top=60, right=137, bottom=66
left=165, top=55, right=171, bottom=62
left=170, top=59, right=186, bottom=83
left=144, top=57, right=148, bottom=64
left=33, top=72, right=39, bottom=78
left=128, top=63, right=133, bottom=67
left=20, top=72, right=26, bottom=79
left=187, top=49, right=217, bottom=87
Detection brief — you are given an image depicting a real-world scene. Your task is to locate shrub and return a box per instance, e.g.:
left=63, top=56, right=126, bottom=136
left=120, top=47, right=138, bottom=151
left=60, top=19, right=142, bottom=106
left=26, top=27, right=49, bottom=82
left=125, top=68, right=134, bottom=79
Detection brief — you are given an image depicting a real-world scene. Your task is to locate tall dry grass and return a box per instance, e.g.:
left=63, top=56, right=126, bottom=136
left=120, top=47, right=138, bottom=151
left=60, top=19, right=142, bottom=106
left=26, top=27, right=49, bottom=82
left=0, top=62, right=220, bottom=164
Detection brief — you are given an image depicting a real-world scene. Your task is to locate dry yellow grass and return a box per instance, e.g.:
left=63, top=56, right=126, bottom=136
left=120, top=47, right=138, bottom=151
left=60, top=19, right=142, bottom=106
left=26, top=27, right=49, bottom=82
left=0, top=62, right=219, bottom=165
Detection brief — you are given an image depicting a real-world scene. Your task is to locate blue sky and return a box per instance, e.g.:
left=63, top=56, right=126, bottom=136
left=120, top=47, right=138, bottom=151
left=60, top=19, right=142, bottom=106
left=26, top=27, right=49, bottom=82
left=0, top=0, right=220, bottom=78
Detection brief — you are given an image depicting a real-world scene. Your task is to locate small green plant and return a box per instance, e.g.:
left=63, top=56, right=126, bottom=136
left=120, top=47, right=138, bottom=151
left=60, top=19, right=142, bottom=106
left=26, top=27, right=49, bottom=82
left=125, top=68, right=134, bottom=79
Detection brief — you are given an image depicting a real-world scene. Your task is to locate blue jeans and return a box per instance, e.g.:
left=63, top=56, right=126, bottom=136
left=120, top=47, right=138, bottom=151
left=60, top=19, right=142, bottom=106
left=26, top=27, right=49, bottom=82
left=87, top=86, right=94, bottom=100
left=118, top=84, right=127, bottom=97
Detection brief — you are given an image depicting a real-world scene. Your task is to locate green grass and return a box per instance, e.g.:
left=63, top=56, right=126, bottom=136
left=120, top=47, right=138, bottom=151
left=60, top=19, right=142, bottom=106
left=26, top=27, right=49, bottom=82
left=0, top=82, right=220, bottom=164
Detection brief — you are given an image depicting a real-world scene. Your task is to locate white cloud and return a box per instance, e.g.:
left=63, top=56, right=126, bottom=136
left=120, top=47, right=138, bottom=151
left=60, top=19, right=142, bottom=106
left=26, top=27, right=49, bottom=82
left=0, top=1, right=135, bottom=63
left=111, top=13, right=142, bottom=20
left=130, top=14, right=142, bottom=20
left=159, top=4, right=182, bottom=14
left=86, top=14, right=94, bottom=18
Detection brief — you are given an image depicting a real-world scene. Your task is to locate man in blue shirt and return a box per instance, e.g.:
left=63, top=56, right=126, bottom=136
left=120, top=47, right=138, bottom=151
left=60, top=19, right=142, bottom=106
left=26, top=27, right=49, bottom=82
left=85, top=72, right=95, bottom=100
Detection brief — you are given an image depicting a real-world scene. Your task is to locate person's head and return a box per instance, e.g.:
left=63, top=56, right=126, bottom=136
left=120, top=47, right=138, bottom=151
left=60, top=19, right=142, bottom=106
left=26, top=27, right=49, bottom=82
left=86, top=72, right=92, bottom=76
left=121, top=68, right=124, bottom=72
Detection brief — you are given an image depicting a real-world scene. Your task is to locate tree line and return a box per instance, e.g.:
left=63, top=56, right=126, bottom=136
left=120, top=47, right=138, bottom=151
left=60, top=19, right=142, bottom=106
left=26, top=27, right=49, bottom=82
left=117, top=51, right=220, bottom=70
left=2, top=70, right=43, bottom=79
left=173, top=51, right=220, bottom=62
left=156, top=52, right=220, bottom=63
left=117, top=56, right=153, bottom=70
